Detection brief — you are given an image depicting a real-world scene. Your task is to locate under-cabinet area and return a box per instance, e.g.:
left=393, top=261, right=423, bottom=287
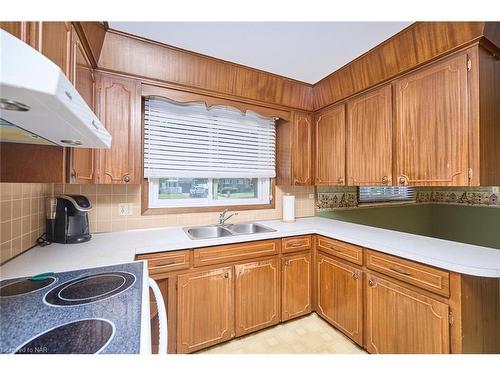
left=136, top=234, right=500, bottom=354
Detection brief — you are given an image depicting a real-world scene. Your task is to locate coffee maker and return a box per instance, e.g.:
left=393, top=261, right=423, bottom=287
left=45, top=195, right=92, bottom=244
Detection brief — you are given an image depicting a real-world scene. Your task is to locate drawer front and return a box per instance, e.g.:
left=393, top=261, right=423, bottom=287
left=365, top=249, right=450, bottom=297
left=137, top=250, right=191, bottom=276
left=282, top=235, right=312, bottom=253
left=316, top=236, right=363, bottom=265
left=194, top=239, right=281, bottom=267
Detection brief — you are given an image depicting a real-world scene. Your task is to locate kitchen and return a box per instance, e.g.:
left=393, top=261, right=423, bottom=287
left=0, top=1, right=499, bottom=373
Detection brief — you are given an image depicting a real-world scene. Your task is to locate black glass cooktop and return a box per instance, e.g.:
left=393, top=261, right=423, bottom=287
left=0, top=263, right=144, bottom=354
left=0, top=277, right=56, bottom=297
left=45, top=272, right=136, bottom=306
left=15, top=319, right=114, bottom=354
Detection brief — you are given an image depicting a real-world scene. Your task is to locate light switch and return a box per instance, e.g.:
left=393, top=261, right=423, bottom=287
left=118, top=203, right=133, bottom=216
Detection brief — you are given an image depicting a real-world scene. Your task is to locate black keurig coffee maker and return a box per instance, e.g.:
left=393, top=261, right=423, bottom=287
left=45, top=195, right=92, bottom=244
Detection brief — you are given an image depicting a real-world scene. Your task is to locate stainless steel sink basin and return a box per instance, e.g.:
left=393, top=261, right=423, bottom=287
left=183, top=222, right=276, bottom=240
left=224, top=223, right=276, bottom=235
left=184, top=226, right=233, bottom=240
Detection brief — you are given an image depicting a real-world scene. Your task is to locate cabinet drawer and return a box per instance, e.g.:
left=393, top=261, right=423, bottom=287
left=193, top=239, right=280, bottom=267
left=365, top=249, right=450, bottom=297
left=316, top=236, right=363, bottom=265
left=137, top=250, right=191, bottom=276
left=282, top=235, right=312, bottom=253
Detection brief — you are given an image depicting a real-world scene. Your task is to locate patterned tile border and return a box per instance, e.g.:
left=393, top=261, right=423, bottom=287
left=317, top=192, right=358, bottom=210
left=416, top=189, right=499, bottom=207
left=316, top=186, right=500, bottom=210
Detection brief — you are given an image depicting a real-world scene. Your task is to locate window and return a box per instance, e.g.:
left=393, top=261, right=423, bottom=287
left=358, top=186, right=415, bottom=204
left=144, top=98, right=275, bottom=209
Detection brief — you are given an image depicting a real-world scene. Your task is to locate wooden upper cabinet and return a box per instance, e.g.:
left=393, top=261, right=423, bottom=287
left=282, top=252, right=312, bottom=321
left=394, top=53, right=469, bottom=186
left=276, top=111, right=313, bottom=186
left=95, top=73, right=141, bottom=184
left=177, top=266, right=234, bottom=353
left=30, top=22, right=72, bottom=76
left=365, top=273, right=450, bottom=354
left=0, top=22, right=29, bottom=42
left=315, top=104, right=346, bottom=185
left=292, top=112, right=313, bottom=185
left=235, top=258, right=280, bottom=337
left=347, top=85, right=392, bottom=186
left=316, top=253, right=363, bottom=346
left=68, top=26, right=96, bottom=184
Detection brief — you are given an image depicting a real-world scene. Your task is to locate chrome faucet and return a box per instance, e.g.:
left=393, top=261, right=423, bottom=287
left=219, top=209, right=238, bottom=226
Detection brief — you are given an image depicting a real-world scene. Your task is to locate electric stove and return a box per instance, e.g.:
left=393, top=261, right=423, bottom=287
left=0, top=261, right=148, bottom=354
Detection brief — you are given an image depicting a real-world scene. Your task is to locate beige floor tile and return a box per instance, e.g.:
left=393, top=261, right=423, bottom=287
left=199, top=313, right=366, bottom=355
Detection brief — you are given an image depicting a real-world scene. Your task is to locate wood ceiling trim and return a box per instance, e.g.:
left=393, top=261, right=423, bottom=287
left=98, top=28, right=313, bottom=110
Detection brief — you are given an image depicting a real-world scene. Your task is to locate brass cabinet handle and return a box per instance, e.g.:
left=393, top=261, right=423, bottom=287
left=284, top=260, right=290, bottom=266
left=223, top=272, right=230, bottom=279
left=352, top=273, right=360, bottom=280
left=389, top=266, right=412, bottom=276
left=368, top=279, right=376, bottom=287
left=398, top=175, right=408, bottom=185
left=381, top=176, right=389, bottom=184
left=123, top=175, right=131, bottom=183
left=338, top=177, right=345, bottom=184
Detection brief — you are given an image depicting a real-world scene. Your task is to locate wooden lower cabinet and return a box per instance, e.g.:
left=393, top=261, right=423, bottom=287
left=365, top=273, right=450, bottom=354
left=235, top=258, right=280, bottom=336
left=316, top=253, right=363, bottom=345
left=176, top=266, right=234, bottom=353
left=282, top=252, right=312, bottom=321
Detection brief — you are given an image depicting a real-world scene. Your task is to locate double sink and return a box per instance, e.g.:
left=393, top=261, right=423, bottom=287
left=184, top=223, right=276, bottom=240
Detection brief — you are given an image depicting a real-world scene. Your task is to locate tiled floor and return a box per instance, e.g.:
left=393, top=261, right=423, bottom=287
left=200, top=313, right=367, bottom=354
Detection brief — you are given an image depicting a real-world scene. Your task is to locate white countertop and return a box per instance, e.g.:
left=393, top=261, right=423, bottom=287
left=1, top=217, right=500, bottom=280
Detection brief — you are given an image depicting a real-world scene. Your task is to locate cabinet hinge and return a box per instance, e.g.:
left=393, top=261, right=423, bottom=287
left=468, top=168, right=473, bottom=180
left=448, top=312, right=454, bottom=325
left=467, top=57, right=472, bottom=71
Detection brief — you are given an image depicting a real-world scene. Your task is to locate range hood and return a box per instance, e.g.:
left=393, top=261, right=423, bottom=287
left=0, top=29, right=111, bottom=148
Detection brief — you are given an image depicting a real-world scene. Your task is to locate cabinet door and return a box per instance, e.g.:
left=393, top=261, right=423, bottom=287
left=292, top=111, right=313, bottom=185
left=315, top=104, right=346, bottom=185
left=69, top=27, right=95, bottom=184
left=96, top=73, right=141, bottom=184
left=394, top=53, right=469, bottom=186
left=38, top=22, right=72, bottom=76
left=347, top=85, right=392, bottom=186
left=365, top=273, right=450, bottom=354
left=316, top=253, right=363, bottom=345
left=0, top=22, right=29, bottom=42
left=177, top=267, right=234, bottom=353
left=282, top=252, right=311, bottom=321
left=235, top=258, right=280, bottom=336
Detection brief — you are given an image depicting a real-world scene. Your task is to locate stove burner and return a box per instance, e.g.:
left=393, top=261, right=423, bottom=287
left=44, top=272, right=135, bottom=306
left=15, top=319, right=114, bottom=354
left=0, top=277, right=56, bottom=297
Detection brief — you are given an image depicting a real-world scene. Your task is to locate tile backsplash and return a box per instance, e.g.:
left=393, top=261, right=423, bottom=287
left=53, top=184, right=315, bottom=234
left=0, top=183, right=53, bottom=263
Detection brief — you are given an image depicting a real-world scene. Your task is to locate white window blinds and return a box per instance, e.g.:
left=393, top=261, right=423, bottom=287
left=144, top=98, right=276, bottom=179
left=358, top=186, right=415, bottom=203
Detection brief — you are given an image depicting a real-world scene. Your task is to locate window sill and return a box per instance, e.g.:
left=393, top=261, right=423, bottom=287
left=141, top=179, right=276, bottom=215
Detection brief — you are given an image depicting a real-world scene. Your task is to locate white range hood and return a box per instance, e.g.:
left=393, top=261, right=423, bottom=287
left=0, top=29, right=111, bottom=148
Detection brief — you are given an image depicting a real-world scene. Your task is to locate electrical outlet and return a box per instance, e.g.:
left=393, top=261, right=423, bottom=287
left=492, top=187, right=499, bottom=194
left=118, top=203, right=133, bottom=216
left=308, top=193, right=315, bottom=199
